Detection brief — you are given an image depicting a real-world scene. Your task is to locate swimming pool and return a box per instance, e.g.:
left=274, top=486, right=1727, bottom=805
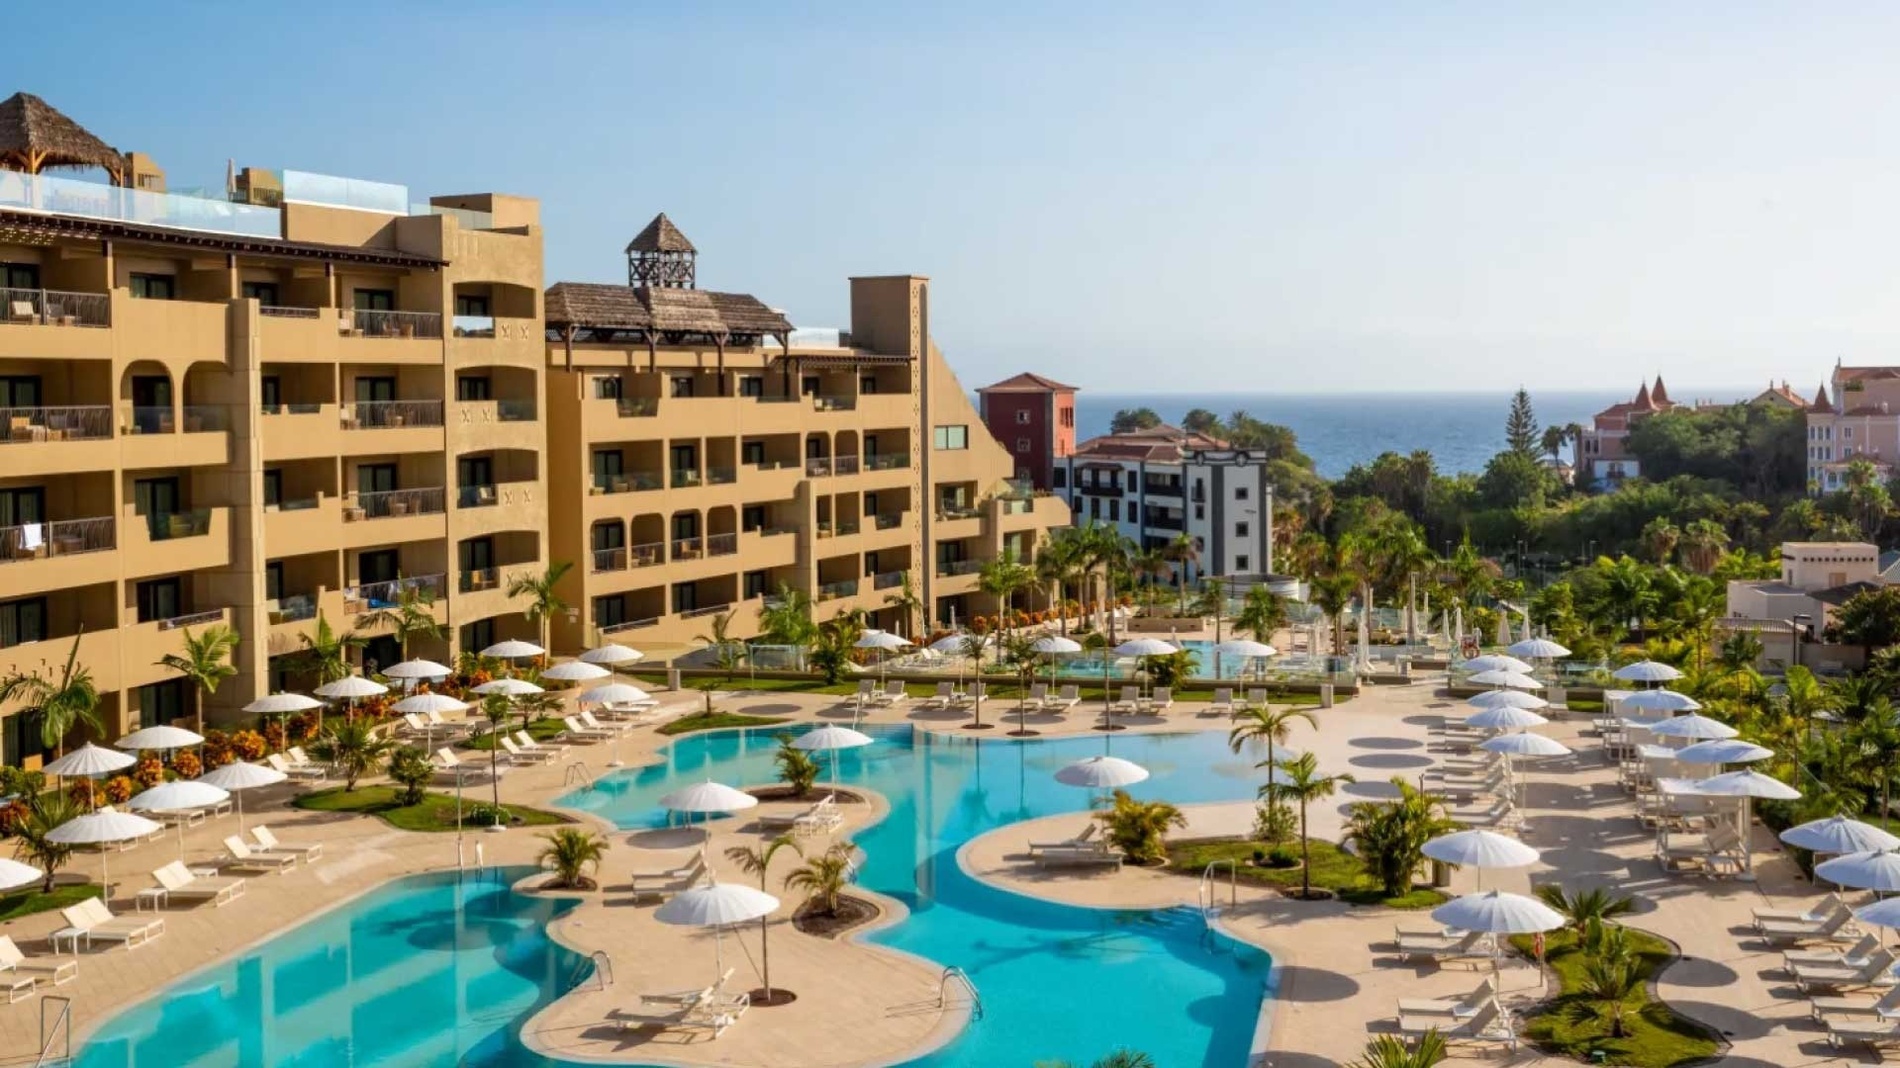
left=1048, top=638, right=1323, bottom=680
left=560, top=725, right=1274, bottom=1067
left=73, top=867, right=585, bottom=1067
left=74, top=726, right=1273, bottom=1067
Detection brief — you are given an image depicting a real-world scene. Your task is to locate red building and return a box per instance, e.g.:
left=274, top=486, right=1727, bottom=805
left=976, top=372, right=1077, bottom=491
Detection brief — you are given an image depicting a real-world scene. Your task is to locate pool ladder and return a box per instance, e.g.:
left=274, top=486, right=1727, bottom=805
left=35, top=995, right=70, bottom=1067
left=563, top=761, right=594, bottom=790
left=938, top=966, right=983, bottom=1021
left=1199, top=860, right=1238, bottom=922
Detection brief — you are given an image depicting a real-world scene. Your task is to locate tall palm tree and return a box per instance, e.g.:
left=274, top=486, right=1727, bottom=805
left=1268, top=752, right=1354, bottom=898
left=1640, top=517, right=1681, bottom=565
left=298, top=612, right=367, bottom=686
left=1131, top=547, right=1169, bottom=613
left=881, top=569, right=925, bottom=639
left=726, top=833, right=803, bottom=1000
left=361, top=577, right=444, bottom=661
left=1163, top=532, right=1199, bottom=612
left=1228, top=705, right=1315, bottom=821
left=1679, top=518, right=1730, bottom=575
left=694, top=610, right=743, bottom=676
left=505, top=561, right=573, bottom=654
left=979, top=550, right=1035, bottom=635
left=156, top=623, right=239, bottom=733
left=1034, top=536, right=1082, bottom=634
left=758, top=583, right=818, bottom=646
left=783, top=842, right=855, bottom=916
left=1234, top=585, right=1287, bottom=645
left=0, top=634, right=101, bottom=757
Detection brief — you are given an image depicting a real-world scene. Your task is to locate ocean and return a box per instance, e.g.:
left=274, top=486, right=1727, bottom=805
left=1073, top=390, right=1715, bottom=479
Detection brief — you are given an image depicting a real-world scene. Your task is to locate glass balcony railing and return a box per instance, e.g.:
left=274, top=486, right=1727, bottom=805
left=864, top=452, right=910, bottom=471
left=817, top=578, right=859, bottom=601
left=497, top=399, right=536, bottom=422
left=602, top=617, right=661, bottom=633
left=593, top=472, right=662, bottom=494
left=156, top=608, right=226, bottom=632
left=145, top=509, right=212, bottom=541
left=353, top=487, right=446, bottom=520
left=282, top=170, right=409, bottom=215
left=616, top=397, right=658, bottom=417
left=0, top=516, right=114, bottom=562
left=672, top=536, right=705, bottom=560
left=937, top=559, right=982, bottom=577
left=351, top=309, right=442, bottom=339
left=347, top=573, right=445, bottom=609
left=591, top=546, right=628, bottom=573
left=707, top=533, right=738, bottom=557
left=344, top=400, right=443, bottom=429
left=629, top=542, right=665, bottom=568
left=2, top=406, right=112, bottom=442
left=451, top=315, right=496, bottom=338
left=182, top=405, right=227, bottom=433
left=0, top=287, right=110, bottom=327
left=272, top=595, right=318, bottom=624
left=872, top=570, right=907, bottom=590
left=0, top=171, right=281, bottom=238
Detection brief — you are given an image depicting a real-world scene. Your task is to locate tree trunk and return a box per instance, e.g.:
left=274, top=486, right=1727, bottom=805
left=1299, top=799, right=1311, bottom=898
left=195, top=689, right=205, bottom=735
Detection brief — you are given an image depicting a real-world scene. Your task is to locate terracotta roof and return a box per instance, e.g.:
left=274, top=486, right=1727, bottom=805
left=0, top=92, right=123, bottom=178
left=1073, top=424, right=1229, bottom=463
left=1634, top=381, right=1653, bottom=409
left=544, top=281, right=791, bottom=337
left=0, top=208, right=443, bottom=268
left=1813, top=381, right=1832, bottom=411
left=624, top=213, right=695, bottom=255
left=1650, top=375, right=1671, bottom=405
left=979, top=372, right=1077, bottom=393
left=1835, top=366, right=1900, bottom=382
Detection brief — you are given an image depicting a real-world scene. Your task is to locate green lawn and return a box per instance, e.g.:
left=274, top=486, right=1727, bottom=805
left=459, top=717, right=568, bottom=751
left=1507, top=928, right=1720, bottom=1067
left=0, top=882, right=103, bottom=922
left=295, top=786, right=570, bottom=832
left=1166, top=837, right=1448, bottom=909
left=658, top=711, right=793, bottom=736
left=1567, top=697, right=1606, bottom=715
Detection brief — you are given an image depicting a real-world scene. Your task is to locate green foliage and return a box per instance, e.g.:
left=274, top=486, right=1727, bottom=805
left=1835, top=586, right=1900, bottom=653
left=359, top=578, right=442, bottom=661
left=386, top=745, right=435, bottom=806
left=1108, top=407, right=1162, bottom=434
left=1167, top=837, right=1447, bottom=908
left=775, top=733, right=821, bottom=797
left=1094, top=789, right=1187, bottom=863
left=0, top=634, right=101, bottom=756
left=1267, top=752, right=1354, bottom=897
left=1505, top=387, right=1539, bottom=456
left=155, top=623, right=239, bottom=733
left=1534, top=884, right=1637, bottom=936
left=1346, top=1032, right=1449, bottom=1068
left=12, top=791, right=81, bottom=893
left=1035, top=1050, right=1158, bottom=1068
left=537, top=827, right=608, bottom=889
left=784, top=841, right=855, bottom=915
left=294, top=785, right=567, bottom=831
left=1511, top=927, right=1718, bottom=1065
left=1343, top=779, right=1456, bottom=898
left=726, top=833, right=803, bottom=890
left=1624, top=404, right=1806, bottom=496
left=1143, top=649, right=1194, bottom=688
left=1252, top=801, right=1297, bottom=844
left=657, top=711, right=791, bottom=736
left=305, top=718, right=394, bottom=793
left=505, top=561, right=573, bottom=652
left=0, top=882, right=104, bottom=923
left=298, top=612, right=367, bottom=685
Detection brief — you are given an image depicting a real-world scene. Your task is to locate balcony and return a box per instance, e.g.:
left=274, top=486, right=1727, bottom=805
left=0, top=287, right=111, bottom=328
left=707, top=532, right=738, bottom=558
left=260, top=403, right=340, bottom=460
left=817, top=578, right=859, bottom=602
left=833, top=455, right=861, bottom=476
left=871, top=570, right=907, bottom=591
left=122, top=607, right=236, bottom=690
left=806, top=457, right=834, bottom=478
left=936, top=558, right=983, bottom=578
left=812, top=395, right=856, bottom=413
left=616, top=397, right=659, bottom=418
left=264, top=496, right=340, bottom=557
left=351, top=487, right=446, bottom=520
left=601, top=616, right=662, bottom=634
left=2, top=405, right=118, bottom=476
left=590, top=472, right=663, bottom=496
left=124, top=506, right=228, bottom=576
left=0, top=172, right=280, bottom=237
left=707, top=467, right=737, bottom=486
left=343, top=400, right=444, bottom=429
left=144, top=508, right=214, bottom=542
left=672, top=535, right=705, bottom=561
left=863, top=452, right=910, bottom=472
left=1075, top=482, right=1126, bottom=497
left=342, top=573, right=447, bottom=616
left=0, top=517, right=115, bottom=594
left=351, top=309, right=443, bottom=340
left=680, top=603, right=732, bottom=620
left=671, top=468, right=703, bottom=490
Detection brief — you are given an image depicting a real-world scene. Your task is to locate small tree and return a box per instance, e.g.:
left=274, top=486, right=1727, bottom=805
left=477, top=693, right=513, bottom=822
left=360, top=578, right=443, bottom=661
left=505, top=561, right=573, bottom=654
left=1094, top=789, right=1187, bottom=864
left=882, top=569, right=925, bottom=639
left=1346, top=1032, right=1449, bottom=1068
left=695, top=610, right=744, bottom=680
left=0, top=635, right=102, bottom=758
left=1533, top=884, right=1637, bottom=936
left=783, top=842, right=855, bottom=916
left=1228, top=705, right=1315, bottom=825
left=1343, top=779, right=1455, bottom=898
left=774, top=733, right=820, bottom=797
left=306, top=718, right=393, bottom=793
left=726, top=833, right=803, bottom=998
left=298, top=612, right=366, bottom=687
left=1835, top=586, right=1900, bottom=661
left=156, top=623, right=239, bottom=734
left=536, top=828, right=608, bottom=890
left=13, top=791, right=81, bottom=893
left=1575, top=956, right=1642, bottom=1039
left=1504, top=387, right=1539, bottom=457
left=1267, top=753, right=1355, bottom=898
left=387, top=745, right=435, bottom=806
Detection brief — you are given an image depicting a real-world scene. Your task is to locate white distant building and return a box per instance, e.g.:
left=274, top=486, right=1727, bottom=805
left=1726, top=540, right=1883, bottom=628
left=1053, top=425, right=1274, bottom=582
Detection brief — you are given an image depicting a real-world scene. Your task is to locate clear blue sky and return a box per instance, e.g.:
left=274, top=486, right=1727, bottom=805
left=15, top=2, right=1900, bottom=393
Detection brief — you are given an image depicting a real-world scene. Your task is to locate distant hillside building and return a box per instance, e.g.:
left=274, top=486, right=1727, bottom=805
left=1806, top=361, right=1900, bottom=493
left=1578, top=375, right=1811, bottom=489
left=976, top=372, right=1076, bottom=491
left=1055, top=425, right=1273, bottom=582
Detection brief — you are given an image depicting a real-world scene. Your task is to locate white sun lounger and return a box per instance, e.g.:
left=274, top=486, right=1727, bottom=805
left=563, top=716, right=615, bottom=742
left=515, top=730, right=567, bottom=756
left=1813, top=982, right=1900, bottom=1023
left=150, top=861, right=246, bottom=907
left=501, top=737, right=556, bottom=764
left=61, top=898, right=164, bottom=950
left=223, top=836, right=298, bottom=874
left=1398, top=975, right=1496, bottom=1017
left=0, top=935, right=75, bottom=1000
left=1205, top=688, right=1234, bottom=717
left=251, top=826, right=322, bottom=861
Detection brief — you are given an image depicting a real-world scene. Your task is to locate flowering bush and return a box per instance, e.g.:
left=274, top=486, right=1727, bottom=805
left=66, top=780, right=103, bottom=808
left=0, top=799, right=28, bottom=836
left=288, top=711, right=320, bottom=744
left=132, top=755, right=165, bottom=790
left=232, top=729, right=267, bottom=761
left=200, top=730, right=235, bottom=770
left=261, top=721, right=286, bottom=753
left=171, top=750, right=202, bottom=779
left=104, top=776, right=135, bottom=804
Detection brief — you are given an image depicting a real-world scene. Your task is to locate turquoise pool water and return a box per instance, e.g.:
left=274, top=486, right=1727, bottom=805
left=74, top=867, right=584, bottom=1067
left=561, top=725, right=1274, bottom=1067
left=74, top=726, right=1273, bottom=1067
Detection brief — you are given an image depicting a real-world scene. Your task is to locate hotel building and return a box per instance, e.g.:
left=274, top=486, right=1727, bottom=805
left=976, top=372, right=1077, bottom=492
left=1806, top=362, right=1900, bottom=493
left=541, top=218, right=1070, bottom=652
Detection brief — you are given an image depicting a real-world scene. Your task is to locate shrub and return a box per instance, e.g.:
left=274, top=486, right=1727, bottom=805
left=1266, top=845, right=1300, bottom=868
left=1095, top=789, right=1187, bottom=864
left=261, top=720, right=286, bottom=753
left=65, top=780, right=102, bottom=808
left=103, top=776, right=134, bottom=804
left=537, top=827, right=609, bottom=890
left=1252, top=802, right=1296, bottom=844
left=132, top=755, right=165, bottom=790
left=0, top=799, right=26, bottom=836
left=287, top=711, right=320, bottom=744
left=775, top=733, right=821, bottom=797
left=171, top=750, right=202, bottom=779
left=468, top=802, right=511, bottom=826
left=200, top=730, right=235, bottom=770
left=387, top=746, right=435, bottom=807
left=231, top=729, right=267, bottom=760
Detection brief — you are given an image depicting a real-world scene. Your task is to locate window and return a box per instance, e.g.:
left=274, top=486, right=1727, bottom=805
left=1129, top=502, right=1139, bottom=524
left=742, top=440, right=766, bottom=465
left=742, top=505, right=766, bottom=531
left=354, top=376, right=396, bottom=404
left=262, top=468, right=283, bottom=507
left=1236, top=554, right=1250, bottom=571
left=456, top=376, right=492, bottom=401
left=672, top=582, right=699, bottom=613
left=1090, top=499, right=1100, bottom=519
left=0, top=374, right=40, bottom=408
left=131, top=273, right=175, bottom=300
left=1847, top=427, right=1855, bottom=440
left=744, top=570, right=768, bottom=600
left=259, top=375, right=282, bottom=412
left=672, top=513, right=700, bottom=541
left=265, top=562, right=284, bottom=602
left=1016, top=438, right=1030, bottom=452
left=1015, top=410, right=1031, bottom=424
left=1195, top=505, right=1205, bottom=520
left=357, top=549, right=401, bottom=586
left=670, top=444, right=698, bottom=476
left=137, top=679, right=190, bottom=728
left=453, top=294, right=490, bottom=317
left=801, top=375, right=820, bottom=397
left=136, top=578, right=183, bottom=624
left=2, top=262, right=40, bottom=290
left=932, top=425, right=969, bottom=450
left=593, top=595, right=627, bottom=631
left=592, top=521, right=625, bottom=555
left=591, top=450, right=624, bottom=490
left=461, top=618, right=496, bottom=654
left=1109, top=499, right=1120, bottom=521
left=740, top=376, right=764, bottom=398
left=1236, top=486, right=1249, bottom=501
left=1236, top=522, right=1250, bottom=538
left=242, top=281, right=279, bottom=306
left=0, top=597, right=46, bottom=648
left=353, top=289, right=395, bottom=311
left=592, top=376, right=623, bottom=400
left=1053, top=469, right=1067, bottom=488
left=0, top=486, right=45, bottom=527
left=1060, top=408, right=1074, bottom=428
left=670, top=376, right=695, bottom=398
left=860, top=375, right=878, bottom=395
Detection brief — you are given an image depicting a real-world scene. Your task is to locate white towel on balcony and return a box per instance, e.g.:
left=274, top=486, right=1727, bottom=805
left=16, top=522, right=43, bottom=552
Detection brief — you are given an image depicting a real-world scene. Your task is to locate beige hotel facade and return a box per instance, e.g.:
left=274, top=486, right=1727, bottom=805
left=0, top=117, right=1066, bottom=764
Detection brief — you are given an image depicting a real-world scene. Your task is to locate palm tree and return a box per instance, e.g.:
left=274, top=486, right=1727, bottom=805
left=882, top=570, right=925, bottom=639
left=1679, top=518, right=1730, bottom=575
left=0, top=634, right=101, bottom=757
left=1094, top=789, right=1187, bottom=863
left=783, top=842, right=855, bottom=916
left=1194, top=580, right=1230, bottom=642
left=387, top=745, right=434, bottom=806
left=1228, top=705, right=1315, bottom=821
left=758, top=583, right=818, bottom=647
left=305, top=717, right=393, bottom=793
left=1343, top=779, right=1455, bottom=898
left=1035, top=1053, right=1160, bottom=1068
left=505, top=561, right=573, bottom=654
left=536, top=828, right=608, bottom=890
left=13, top=791, right=80, bottom=892
left=1533, top=885, right=1636, bottom=936
left=1163, top=532, right=1199, bottom=612
left=726, top=833, right=803, bottom=999
left=156, top=623, right=239, bottom=733
left=979, top=550, right=1035, bottom=634
left=694, top=610, right=743, bottom=677
left=1640, top=517, right=1680, bottom=565
left=1268, top=752, right=1354, bottom=898
left=361, top=577, right=443, bottom=661
left=1234, top=585, right=1287, bottom=645
left=960, top=632, right=992, bottom=728
left=1346, top=1032, right=1449, bottom=1068
left=1307, top=572, right=1357, bottom=656
left=475, top=693, right=512, bottom=819
left=1849, top=702, right=1900, bottom=824
left=1578, top=955, right=1643, bottom=1038
left=298, top=612, right=367, bottom=686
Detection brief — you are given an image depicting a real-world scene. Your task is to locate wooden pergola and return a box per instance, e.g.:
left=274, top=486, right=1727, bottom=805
left=0, top=93, right=125, bottom=184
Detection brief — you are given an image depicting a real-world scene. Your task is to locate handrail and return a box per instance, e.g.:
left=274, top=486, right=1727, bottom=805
left=938, top=966, right=983, bottom=1020
left=563, top=761, right=594, bottom=791
left=1199, top=859, right=1238, bottom=918
left=36, top=995, right=70, bottom=1068
left=589, top=949, right=614, bottom=990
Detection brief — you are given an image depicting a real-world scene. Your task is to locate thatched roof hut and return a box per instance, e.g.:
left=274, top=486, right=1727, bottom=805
left=545, top=282, right=791, bottom=339
left=0, top=93, right=125, bottom=182
left=624, top=213, right=695, bottom=254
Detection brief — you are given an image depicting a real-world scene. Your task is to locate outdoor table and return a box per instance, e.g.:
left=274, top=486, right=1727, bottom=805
left=135, top=887, right=168, bottom=912
left=49, top=927, right=89, bottom=954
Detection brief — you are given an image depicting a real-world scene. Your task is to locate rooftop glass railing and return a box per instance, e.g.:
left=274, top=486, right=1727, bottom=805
left=0, top=171, right=280, bottom=238
left=282, top=170, right=409, bottom=215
